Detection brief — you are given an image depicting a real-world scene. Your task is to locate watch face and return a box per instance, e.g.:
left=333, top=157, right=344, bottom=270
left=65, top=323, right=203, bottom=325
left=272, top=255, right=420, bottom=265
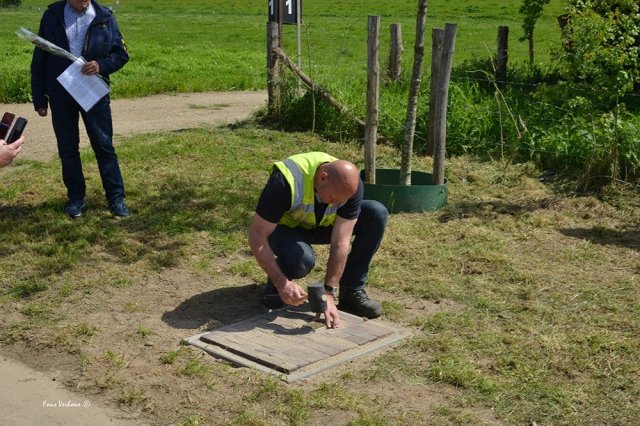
left=325, top=286, right=338, bottom=297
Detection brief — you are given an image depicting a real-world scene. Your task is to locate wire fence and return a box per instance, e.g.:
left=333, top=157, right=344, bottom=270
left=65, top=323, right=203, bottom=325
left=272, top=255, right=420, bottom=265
left=276, top=33, right=640, bottom=181
left=284, top=35, right=640, bottom=125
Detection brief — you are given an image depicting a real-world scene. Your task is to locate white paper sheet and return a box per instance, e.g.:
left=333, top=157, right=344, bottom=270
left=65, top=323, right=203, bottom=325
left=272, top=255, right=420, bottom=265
left=56, top=60, right=111, bottom=112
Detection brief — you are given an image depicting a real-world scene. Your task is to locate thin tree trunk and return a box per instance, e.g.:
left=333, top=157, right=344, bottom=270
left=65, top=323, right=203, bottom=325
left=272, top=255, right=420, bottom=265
left=399, top=0, right=428, bottom=185
left=364, top=15, right=380, bottom=184
left=427, top=29, right=444, bottom=157
left=432, top=23, right=457, bottom=186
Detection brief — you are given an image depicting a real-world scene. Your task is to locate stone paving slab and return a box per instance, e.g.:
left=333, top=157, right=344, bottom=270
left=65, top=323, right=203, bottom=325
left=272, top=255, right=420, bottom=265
left=185, top=304, right=411, bottom=382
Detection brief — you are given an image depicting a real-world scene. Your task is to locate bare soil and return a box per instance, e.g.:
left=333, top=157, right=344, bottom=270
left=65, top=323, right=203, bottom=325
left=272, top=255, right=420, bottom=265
left=2, top=90, right=268, bottom=162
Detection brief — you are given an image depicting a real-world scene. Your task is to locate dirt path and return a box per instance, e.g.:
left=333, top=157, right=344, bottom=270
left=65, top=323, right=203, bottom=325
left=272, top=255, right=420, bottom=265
left=1, top=90, right=267, bottom=162
left=0, top=357, right=144, bottom=425
left=0, top=90, right=266, bottom=425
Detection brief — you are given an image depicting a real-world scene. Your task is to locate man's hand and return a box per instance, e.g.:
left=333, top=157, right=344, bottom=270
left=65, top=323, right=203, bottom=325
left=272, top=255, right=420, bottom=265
left=82, top=60, right=101, bottom=76
left=322, top=295, right=341, bottom=328
left=36, top=107, right=47, bottom=117
left=249, top=214, right=307, bottom=306
left=278, top=279, right=307, bottom=306
left=0, top=136, right=25, bottom=167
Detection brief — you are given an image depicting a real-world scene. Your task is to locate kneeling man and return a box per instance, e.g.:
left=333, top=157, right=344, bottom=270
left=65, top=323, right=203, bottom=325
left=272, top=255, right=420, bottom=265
left=248, top=152, right=388, bottom=328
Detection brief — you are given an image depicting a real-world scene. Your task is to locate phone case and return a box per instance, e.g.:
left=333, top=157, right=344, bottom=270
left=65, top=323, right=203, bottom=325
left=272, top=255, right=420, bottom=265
left=0, top=112, right=16, bottom=140
left=6, top=117, right=27, bottom=144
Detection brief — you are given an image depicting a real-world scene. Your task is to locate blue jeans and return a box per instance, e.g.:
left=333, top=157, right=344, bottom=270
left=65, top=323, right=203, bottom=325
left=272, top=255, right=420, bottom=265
left=267, top=200, right=388, bottom=289
left=50, top=98, right=125, bottom=205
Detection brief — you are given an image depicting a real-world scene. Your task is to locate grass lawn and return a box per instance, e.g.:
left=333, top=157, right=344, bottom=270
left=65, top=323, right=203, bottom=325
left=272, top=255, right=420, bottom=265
left=1, top=124, right=638, bottom=425
left=0, top=0, right=568, bottom=102
left=2, top=0, right=639, bottom=424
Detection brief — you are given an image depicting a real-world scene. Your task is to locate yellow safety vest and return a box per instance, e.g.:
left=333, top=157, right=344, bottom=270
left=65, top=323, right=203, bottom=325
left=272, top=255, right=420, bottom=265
left=274, top=152, right=341, bottom=229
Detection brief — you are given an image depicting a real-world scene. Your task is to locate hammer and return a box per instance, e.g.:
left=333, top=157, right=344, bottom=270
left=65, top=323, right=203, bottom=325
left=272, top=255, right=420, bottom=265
left=307, top=283, right=327, bottom=319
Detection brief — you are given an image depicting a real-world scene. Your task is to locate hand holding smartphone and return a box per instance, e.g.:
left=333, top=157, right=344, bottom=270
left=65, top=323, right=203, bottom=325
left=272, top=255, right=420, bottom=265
left=1, top=112, right=28, bottom=144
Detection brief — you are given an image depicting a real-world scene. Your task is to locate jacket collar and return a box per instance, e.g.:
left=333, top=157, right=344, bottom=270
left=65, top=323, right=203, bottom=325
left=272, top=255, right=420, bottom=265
left=49, top=0, right=110, bottom=24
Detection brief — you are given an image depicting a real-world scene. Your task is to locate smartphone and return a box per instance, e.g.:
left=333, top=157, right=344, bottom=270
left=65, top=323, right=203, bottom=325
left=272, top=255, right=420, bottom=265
left=0, top=112, right=15, bottom=140
left=5, top=117, right=27, bottom=144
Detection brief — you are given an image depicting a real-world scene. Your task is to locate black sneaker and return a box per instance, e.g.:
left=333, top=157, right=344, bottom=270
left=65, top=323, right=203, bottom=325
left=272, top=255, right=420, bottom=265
left=109, top=200, right=130, bottom=217
left=262, top=279, right=285, bottom=309
left=65, top=200, right=86, bottom=219
left=339, top=287, right=383, bottom=319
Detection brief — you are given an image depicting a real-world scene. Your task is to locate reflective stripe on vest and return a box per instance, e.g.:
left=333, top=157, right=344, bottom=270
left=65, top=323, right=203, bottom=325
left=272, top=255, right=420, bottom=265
left=275, top=152, right=339, bottom=229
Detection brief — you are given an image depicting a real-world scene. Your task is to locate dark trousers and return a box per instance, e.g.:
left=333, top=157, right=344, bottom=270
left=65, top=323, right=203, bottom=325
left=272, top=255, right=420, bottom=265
left=50, top=98, right=125, bottom=205
left=268, top=200, right=389, bottom=289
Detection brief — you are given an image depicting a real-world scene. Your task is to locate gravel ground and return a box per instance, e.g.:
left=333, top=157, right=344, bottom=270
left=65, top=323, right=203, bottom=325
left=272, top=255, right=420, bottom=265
left=1, top=90, right=267, bottom=162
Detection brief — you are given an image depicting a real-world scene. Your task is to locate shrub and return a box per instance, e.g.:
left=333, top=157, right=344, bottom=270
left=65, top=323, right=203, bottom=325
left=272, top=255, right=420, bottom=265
left=561, top=0, right=640, bottom=97
left=536, top=99, right=640, bottom=187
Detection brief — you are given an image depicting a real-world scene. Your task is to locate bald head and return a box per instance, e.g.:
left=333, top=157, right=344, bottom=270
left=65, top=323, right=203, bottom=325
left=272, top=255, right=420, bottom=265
left=325, top=159, right=359, bottom=192
left=315, top=159, right=360, bottom=205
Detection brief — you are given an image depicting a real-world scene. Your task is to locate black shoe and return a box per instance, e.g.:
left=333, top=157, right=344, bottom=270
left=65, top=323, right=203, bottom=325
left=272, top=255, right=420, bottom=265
left=339, top=287, right=383, bottom=319
left=109, top=200, right=130, bottom=217
left=65, top=200, right=86, bottom=219
left=262, top=279, right=285, bottom=309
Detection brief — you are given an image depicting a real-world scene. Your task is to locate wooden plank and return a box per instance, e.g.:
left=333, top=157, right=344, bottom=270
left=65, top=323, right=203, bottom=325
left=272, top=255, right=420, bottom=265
left=205, top=332, right=296, bottom=368
left=204, top=323, right=329, bottom=368
left=331, top=331, right=372, bottom=345
left=185, top=335, right=290, bottom=378
left=353, top=321, right=395, bottom=338
left=284, top=329, right=412, bottom=382
left=258, top=328, right=339, bottom=358
left=191, top=305, right=410, bottom=380
left=306, top=332, right=359, bottom=352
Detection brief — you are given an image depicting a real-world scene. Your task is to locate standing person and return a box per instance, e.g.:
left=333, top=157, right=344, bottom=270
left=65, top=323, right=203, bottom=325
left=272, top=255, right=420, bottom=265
left=248, top=152, right=389, bottom=328
left=0, top=136, right=25, bottom=168
left=31, top=0, right=130, bottom=218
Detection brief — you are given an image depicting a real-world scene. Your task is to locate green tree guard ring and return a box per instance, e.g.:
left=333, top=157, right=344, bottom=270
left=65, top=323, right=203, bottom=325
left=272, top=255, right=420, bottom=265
left=361, top=169, right=448, bottom=213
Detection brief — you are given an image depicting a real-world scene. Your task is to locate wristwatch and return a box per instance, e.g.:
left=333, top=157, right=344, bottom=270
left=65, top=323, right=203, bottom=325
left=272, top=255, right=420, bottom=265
left=324, top=284, right=338, bottom=298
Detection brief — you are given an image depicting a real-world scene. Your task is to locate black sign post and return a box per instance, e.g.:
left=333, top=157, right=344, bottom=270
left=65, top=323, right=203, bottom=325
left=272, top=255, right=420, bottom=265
left=268, top=0, right=277, bottom=23
left=268, top=0, right=300, bottom=25
left=283, top=0, right=298, bottom=24
left=268, top=0, right=303, bottom=92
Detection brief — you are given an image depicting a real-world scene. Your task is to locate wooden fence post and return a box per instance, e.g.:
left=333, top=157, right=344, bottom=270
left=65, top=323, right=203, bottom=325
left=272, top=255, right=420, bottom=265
left=399, top=0, right=427, bottom=185
left=432, top=23, right=457, bottom=186
left=427, top=29, right=444, bottom=157
left=267, top=22, right=282, bottom=116
left=388, top=23, right=403, bottom=81
left=364, top=15, right=380, bottom=184
left=496, top=26, right=508, bottom=80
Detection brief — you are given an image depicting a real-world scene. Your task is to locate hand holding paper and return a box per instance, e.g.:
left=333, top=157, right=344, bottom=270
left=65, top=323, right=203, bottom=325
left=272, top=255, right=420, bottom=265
left=56, top=59, right=110, bottom=112
left=16, top=27, right=110, bottom=111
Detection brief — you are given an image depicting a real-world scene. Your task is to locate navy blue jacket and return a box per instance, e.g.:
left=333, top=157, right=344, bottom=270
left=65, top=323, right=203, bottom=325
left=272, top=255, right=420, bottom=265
left=31, top=0, right=129, bottom=109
